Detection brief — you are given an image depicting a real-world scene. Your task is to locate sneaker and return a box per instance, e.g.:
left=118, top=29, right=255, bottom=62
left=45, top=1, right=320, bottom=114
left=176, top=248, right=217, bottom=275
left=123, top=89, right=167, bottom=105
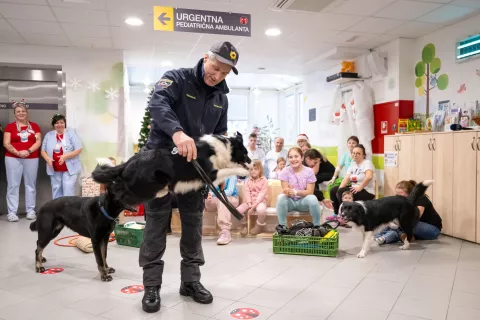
left=26, top=212, right=36, bottom=220
left=217, top=230, right=231, bottom=245
left=7, top=214, right=19, bottom=222
left=375, top=236, right=386, bottom=245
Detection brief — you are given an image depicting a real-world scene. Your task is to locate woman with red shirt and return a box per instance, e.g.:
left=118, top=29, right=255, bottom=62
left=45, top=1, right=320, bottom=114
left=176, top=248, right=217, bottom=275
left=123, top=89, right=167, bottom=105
left=2, top=100, right=42, bottom=222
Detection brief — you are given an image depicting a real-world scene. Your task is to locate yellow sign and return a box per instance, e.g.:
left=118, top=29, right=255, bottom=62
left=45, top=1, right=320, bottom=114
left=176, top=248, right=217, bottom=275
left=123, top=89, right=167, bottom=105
left=153, top=6, right=174, bottom=31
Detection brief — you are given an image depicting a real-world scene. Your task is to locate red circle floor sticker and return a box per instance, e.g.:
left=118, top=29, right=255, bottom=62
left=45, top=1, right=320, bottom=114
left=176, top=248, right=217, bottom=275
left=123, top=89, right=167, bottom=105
left=121, top=285, right=144, bottom=294
left=41, top=268, right=64, bottom=274
left=230, top=308, right=260, bottom=319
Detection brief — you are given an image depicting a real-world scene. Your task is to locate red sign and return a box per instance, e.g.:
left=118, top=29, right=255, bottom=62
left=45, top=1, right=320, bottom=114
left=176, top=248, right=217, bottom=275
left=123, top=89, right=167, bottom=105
left=41, top=268, right=64, bottom=274
left=230, top=308, right=260, bottom=319
left=240, top=17, right=248, bottom=25
left=121, top=285, right=144, bottom=294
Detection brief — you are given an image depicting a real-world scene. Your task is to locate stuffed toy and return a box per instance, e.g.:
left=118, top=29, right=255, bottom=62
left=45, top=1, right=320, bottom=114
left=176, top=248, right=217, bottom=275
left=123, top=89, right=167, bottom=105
left=341, top=61, right=355, bottom=73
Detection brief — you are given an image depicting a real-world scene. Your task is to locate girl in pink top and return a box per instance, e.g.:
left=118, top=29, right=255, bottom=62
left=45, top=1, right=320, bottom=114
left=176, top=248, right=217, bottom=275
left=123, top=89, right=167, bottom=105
left=238, top=160, right=268, bottom=235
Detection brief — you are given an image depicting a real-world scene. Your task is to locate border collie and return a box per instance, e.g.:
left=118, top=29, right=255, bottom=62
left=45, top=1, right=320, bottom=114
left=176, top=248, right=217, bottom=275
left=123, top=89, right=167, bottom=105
left=91, top=132, right=251, bottom=206
left=340, top=180, right=433, bottom=258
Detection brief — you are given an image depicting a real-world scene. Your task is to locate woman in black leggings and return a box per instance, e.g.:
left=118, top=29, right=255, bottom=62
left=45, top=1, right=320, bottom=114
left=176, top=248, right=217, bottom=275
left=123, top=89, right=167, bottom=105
left=334, top=145, right=376, bottom=214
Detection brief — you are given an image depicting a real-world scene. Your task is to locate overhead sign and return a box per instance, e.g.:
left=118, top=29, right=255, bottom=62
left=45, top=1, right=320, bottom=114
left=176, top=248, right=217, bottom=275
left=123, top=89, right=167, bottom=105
left=153, top=6, right=251, bottom=37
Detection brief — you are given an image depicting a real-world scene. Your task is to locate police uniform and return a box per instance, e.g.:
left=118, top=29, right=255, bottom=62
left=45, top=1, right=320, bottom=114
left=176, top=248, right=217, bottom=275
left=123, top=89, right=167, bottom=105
left=139, top=41, right=239, bottom=313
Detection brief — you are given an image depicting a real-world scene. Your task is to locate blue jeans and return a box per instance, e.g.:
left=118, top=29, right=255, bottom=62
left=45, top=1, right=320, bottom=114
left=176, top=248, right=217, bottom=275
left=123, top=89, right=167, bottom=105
left=5, top=157, right=38, bottom=215
left=276, top=194, right=322, bottom=226
left=375, top=228, right=402, bottom=244
left=50, top=171, right=79, bottom=199
left=414, top=221, right=440, bottom=240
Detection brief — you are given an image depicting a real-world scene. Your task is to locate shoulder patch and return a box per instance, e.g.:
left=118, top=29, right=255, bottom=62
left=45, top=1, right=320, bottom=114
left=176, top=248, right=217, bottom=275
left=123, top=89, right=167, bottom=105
left=156, top=78, right=173, bottom=89
left=213, top=104, right=223, bottom=109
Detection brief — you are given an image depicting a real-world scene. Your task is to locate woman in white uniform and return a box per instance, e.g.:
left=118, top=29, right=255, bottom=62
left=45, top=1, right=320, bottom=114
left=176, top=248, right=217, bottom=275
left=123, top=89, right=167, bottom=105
left=41, top=114, right=82, bottom=199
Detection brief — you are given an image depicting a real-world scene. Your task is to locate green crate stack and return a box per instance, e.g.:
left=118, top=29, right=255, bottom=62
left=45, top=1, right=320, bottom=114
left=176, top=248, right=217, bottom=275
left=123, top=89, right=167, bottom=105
left=272, top=231, right=339, bottom=257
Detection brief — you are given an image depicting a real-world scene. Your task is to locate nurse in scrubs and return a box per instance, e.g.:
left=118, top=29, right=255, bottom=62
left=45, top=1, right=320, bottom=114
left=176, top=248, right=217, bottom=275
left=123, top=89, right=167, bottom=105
left=3, top=100, right=42, bottom=222
left=41, top=114, right=83, bottom=199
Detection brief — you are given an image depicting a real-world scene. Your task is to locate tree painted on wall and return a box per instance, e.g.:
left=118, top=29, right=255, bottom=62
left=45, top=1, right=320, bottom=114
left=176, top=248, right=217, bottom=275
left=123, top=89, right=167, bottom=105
left=415, top=43, right=449, bottom=115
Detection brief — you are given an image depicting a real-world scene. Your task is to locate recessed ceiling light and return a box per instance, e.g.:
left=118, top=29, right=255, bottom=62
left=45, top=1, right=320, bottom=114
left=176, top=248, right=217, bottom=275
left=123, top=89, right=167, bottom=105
left=258, top=67, right=266, bottom=71
left=265, top=28, right=281, bottom=36
left=125, top=17, right=144, bottom=26
left=161, top=61, right=173, bottom=67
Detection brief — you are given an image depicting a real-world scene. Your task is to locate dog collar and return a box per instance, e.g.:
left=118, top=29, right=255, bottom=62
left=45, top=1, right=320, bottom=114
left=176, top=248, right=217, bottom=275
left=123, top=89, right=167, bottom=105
left=98, top=200, right=116, bottom=221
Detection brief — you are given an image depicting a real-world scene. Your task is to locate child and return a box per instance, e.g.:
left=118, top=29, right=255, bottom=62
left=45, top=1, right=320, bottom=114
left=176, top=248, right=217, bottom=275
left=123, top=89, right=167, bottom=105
left=337, top=191, right=353, bottom=228
left=237, top=160, right=268, bottom=235
left=341, top=190, right=353, bottom=202
left=270, top=157, right=286, bottom=179
left=205, top=175, right=240, bottom=245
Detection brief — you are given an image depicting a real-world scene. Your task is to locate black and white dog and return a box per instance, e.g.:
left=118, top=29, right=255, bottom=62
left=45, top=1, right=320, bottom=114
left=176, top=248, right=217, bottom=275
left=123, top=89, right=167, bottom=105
left=340, top=180, right=433, bottom=258
left=91, top=132, right=251, bottom=206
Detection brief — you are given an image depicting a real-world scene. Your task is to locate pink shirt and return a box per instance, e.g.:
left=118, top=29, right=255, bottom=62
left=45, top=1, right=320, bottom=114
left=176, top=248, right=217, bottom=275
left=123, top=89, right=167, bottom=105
left=243, top=176, right=268, bottom=205
left=278, top=166, right=316, bottom=200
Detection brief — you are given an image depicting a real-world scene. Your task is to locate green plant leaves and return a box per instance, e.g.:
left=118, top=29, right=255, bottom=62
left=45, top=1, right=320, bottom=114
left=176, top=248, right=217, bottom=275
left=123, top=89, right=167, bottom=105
left=415, top=62, right=425, bottom=77
left=422, top=43, right=436, bottom=64
left=430, top=57, right=441, bottom=74
left=415, top=77, right=423, bottom=88
left=437, top=74, right=449, bottom=90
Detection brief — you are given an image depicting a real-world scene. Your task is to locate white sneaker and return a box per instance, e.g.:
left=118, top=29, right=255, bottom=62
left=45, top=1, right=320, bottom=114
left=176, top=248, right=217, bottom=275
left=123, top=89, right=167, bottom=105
left=217, top=230, right=231, bottom=245
left=7, top=214, right=19, bottom=222
left=26, top=212, right=36, bottom=220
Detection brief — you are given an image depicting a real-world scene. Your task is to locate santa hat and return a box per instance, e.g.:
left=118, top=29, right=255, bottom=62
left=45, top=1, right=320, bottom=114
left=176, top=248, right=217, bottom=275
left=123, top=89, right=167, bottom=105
left=296, top=134, right=309, bottom=143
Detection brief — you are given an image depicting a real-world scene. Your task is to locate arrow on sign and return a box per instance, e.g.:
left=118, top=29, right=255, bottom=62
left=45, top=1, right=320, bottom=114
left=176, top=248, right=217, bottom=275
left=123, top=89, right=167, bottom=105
left=158, top=12, right=171, bottom=25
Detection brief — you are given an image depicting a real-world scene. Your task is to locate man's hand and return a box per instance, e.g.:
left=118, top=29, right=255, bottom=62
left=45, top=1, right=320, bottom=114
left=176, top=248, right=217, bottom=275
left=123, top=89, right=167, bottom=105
left=172, top=131, right=197, bottom=162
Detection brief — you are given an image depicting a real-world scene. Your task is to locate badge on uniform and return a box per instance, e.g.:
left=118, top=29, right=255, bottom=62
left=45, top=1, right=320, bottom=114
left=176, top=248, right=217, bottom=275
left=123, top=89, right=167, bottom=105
left=157, top=78, right=173, bottom=89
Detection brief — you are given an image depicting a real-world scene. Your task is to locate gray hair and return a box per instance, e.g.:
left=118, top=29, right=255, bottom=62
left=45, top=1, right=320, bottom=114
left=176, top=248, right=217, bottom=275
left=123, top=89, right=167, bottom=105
left=206, top=51, right=217, bottom=61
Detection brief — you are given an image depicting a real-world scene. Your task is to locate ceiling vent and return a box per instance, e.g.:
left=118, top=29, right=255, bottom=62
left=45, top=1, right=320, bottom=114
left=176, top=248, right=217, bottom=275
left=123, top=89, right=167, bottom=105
left=270, top=0, right=336, bottom=13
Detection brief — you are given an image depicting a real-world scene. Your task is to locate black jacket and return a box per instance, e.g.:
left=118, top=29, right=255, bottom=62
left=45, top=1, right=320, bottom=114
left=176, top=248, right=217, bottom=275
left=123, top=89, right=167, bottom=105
left=146, top=59, right=229, bottom=149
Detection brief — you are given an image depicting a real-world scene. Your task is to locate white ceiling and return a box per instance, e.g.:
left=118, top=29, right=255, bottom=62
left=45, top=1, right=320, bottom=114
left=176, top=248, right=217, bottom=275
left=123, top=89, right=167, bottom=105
left=0, top=0, right=479, bottom=76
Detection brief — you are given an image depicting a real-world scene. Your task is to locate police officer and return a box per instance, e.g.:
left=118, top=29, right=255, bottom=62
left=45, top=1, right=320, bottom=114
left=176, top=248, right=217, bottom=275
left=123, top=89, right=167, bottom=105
left=140, top=41, right=239, bottom=313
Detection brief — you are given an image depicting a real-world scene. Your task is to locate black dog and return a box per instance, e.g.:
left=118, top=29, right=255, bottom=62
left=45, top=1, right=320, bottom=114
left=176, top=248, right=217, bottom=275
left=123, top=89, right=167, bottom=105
left=340, top=180, right=433, bottom=258
left=91, top=132, right=251, bottom=206
left=30, top=187, right=135, bottom=281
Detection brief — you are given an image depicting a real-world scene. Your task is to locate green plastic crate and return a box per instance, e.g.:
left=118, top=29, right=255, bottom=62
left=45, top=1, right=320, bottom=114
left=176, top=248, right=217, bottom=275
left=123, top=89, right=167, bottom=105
left=272, top=231, right=339, bottom=257
left=114, top=222, right=145, bottom=248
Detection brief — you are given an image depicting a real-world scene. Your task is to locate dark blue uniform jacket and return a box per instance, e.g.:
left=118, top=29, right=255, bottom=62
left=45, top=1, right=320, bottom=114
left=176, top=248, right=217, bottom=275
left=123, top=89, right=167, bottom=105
left=146, top=58, right=229, bottom=149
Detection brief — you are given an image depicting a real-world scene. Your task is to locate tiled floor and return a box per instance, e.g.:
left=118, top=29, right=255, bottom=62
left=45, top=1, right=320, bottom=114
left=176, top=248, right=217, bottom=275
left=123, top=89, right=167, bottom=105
left=1, top=216, right=480, bottom=320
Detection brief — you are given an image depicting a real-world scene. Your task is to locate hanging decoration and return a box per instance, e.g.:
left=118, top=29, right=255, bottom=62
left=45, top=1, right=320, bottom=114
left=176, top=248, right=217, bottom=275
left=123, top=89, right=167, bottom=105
left=68, top=78, right=82, bottom=90
left=88, top=80, right=100, bottom=92
left=105, top=87, right=119, bottom=100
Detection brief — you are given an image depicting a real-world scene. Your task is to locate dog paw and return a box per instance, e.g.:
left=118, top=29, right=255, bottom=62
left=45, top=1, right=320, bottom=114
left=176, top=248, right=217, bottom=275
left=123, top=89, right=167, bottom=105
left=399, top=245, right=409, bottom=250
left=356, top=251, right=366, bottom=258
left=107, top=267, right=115, bottom=274
left=36, top=267, right=45, bottom=273
left=41, top=257, right=47, bottom=263
left=101, top=274, right=113, bottom=282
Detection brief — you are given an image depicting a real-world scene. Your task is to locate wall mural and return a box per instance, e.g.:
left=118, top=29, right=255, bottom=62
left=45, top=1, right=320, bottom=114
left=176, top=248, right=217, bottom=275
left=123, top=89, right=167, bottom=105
left=415, top=43, right=449, bottom=115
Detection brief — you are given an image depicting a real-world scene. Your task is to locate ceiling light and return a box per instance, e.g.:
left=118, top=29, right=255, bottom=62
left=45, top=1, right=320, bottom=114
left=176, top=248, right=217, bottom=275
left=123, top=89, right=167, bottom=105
left=161, top=61, right=173, bottom=67
left=258, top=67, right=266, bottom=71
left=125, top=17, right=144, bottom=26
left=265, top=28, right=281, bottom=36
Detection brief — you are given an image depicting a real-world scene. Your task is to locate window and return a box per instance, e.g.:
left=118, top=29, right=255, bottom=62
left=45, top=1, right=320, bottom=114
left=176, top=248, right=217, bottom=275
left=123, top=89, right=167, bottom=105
left=226, top=93, right=248, bottom=137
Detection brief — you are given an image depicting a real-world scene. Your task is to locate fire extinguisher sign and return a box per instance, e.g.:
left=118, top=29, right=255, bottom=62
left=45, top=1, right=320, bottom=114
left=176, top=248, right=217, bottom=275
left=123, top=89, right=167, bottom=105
left=381, top=121, right=388, bottom=134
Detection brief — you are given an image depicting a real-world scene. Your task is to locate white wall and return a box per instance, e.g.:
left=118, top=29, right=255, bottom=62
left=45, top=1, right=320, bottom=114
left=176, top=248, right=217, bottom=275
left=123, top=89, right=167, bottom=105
left=0, top=44, right=124, bottom=174
left=413, top=13, right=480, bottom=113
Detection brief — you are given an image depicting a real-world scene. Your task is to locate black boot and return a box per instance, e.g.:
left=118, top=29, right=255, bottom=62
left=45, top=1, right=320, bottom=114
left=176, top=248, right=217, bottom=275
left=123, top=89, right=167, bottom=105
left=179, top=281, right=213, bottom=304
left=142, top=286, right=161, bottom=313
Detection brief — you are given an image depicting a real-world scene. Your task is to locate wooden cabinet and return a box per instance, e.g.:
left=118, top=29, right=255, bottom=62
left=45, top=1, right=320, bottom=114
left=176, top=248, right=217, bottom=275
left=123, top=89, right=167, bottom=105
left=432, top=133, right=453, bottom=236
left=414, top=134, right=433, bottom=199
left=384, top=131, right=475, bottom=241
left=453, top=132, right=477, bottom=242
left=383, top=136, right=398, bottom=197
left=383, top=135, right=415, bottom=197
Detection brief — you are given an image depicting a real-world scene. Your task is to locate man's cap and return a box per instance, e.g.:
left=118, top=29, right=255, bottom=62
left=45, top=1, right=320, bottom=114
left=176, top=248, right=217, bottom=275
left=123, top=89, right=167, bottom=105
left=210, top=41, right=239, bottom=75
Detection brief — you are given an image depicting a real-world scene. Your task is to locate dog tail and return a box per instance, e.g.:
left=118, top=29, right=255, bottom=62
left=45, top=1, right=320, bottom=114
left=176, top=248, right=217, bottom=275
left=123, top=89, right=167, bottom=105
left=30, top=220, right=37, bottom=232
left=407, top=180, right=434, bottom=205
